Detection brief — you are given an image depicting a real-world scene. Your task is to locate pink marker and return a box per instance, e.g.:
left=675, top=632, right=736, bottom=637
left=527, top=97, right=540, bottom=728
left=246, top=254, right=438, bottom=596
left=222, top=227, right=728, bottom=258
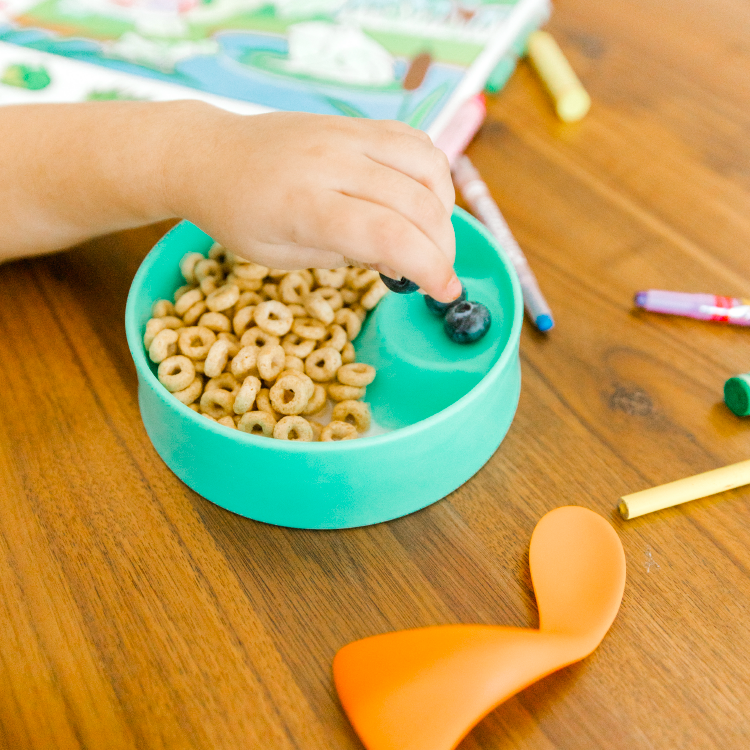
left=635, top=290, right=750, bottom=326
left=434, top=93, right=487, bottom=167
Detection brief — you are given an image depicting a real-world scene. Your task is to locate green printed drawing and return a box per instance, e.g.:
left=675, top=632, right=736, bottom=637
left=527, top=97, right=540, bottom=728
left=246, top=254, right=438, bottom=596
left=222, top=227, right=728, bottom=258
left=86, top=88, right=147, bottom=101
left=1, top=63, right=51, bottom=90
left=406, top=82, right=449, bottom=127
left=324, top=97, right=367, bottom=118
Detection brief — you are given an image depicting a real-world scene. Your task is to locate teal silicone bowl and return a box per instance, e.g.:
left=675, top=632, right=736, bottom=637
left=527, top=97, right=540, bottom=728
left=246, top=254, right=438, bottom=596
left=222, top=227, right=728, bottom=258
left=125, top=207, right=523, bottom=529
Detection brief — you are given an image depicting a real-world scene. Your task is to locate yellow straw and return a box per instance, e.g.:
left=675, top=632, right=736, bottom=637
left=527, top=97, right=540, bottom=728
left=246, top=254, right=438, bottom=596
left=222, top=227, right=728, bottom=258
left=619, top=459, right=750, bottom=519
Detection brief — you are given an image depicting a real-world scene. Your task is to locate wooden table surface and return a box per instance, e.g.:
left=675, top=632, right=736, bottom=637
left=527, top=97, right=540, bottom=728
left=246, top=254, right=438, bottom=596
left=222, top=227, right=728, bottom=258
left=2, top=0, right=750, bottom=747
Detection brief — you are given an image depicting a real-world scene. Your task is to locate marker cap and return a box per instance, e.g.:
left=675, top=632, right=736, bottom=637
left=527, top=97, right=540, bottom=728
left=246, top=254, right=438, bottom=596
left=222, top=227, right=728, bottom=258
left=724, top=374, right=750, bottom=417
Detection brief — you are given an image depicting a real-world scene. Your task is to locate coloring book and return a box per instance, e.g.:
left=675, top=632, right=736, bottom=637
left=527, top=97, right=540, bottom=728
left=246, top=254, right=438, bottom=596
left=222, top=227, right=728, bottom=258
left=0, top=0, right=550, bottom=137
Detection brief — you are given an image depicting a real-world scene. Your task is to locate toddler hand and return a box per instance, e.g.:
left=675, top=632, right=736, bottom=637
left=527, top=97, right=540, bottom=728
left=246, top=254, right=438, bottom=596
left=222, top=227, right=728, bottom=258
left=169, top=108, right=460, bottom=302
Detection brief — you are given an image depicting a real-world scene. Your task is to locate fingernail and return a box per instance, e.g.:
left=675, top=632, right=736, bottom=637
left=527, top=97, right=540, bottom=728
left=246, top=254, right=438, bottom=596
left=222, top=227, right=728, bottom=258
left=446, top=273, right=462, bottom=300
left=373, top=264, right=400, bottom=280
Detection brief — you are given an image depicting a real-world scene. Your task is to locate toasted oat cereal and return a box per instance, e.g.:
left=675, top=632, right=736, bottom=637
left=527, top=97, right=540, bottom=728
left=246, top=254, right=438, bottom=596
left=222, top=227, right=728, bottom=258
left=152, top=299, right=176, bottom=318
left=360, top=278, right=389, bottom=310
left=205, top=283, right=240, bottom=313
left=240, top=327, right=280, bottom=349
left=182, top=300, right=207, bottom=325
left=174, top=287, right=204, bottom=316
left=292, top=317, right=327, bottom=341
left=174, top=283, right=196, bottom=302
left=350, top=304, right=367, bottom=323
left=257, top=343, right=286, bottom=381
left=254, top=300, right=294, bottom=337
left=144, top=316, right=182, bottom=349
left=261, top=282, right=280, bottom=301
left=208, top=243, right=232, bottom=267
left=284, top=355, right=304, bottom=373
left=328, top=383, right=366, bottom=402
left=303, top=291, right=335, bottom=325
left=236, top=291, right=263, bottom=310
left=319, top=323, right=347, bottom=352
left=341, top=341, right=356, bottom=364
left=227, top=275, right=263, bottom=292
left=217, top=415, right=237, bottom=429
left=148, top=249, right=386, bottom=441
left=273, top=415, right=314, bottom=441
left=234, top=262, right=269, bottom=280
left=308, top=420, right=324, bottom=441
left=279, top=272, right=310, bottom=304
left=199, top=311, right=232, bottom=333
left=340, top=287, right=360, bottom=305
left=315, top=287, right=344, bottom=312
left=238, top=410, right=276, bottom=437
left=200, top=388, right=234, bottom=418
left=217, top=332, right=242, bottom=357
left=205, top=372, right=240, bottom=396
left=233, top=375, right=261, bottom=415
left=200, top=276, right=218, bottom=296
left=346, top=268, right=378, bottom=290
left=337, top=362, right=375, bottom=387
left=270, top=373, right=313, bottom=415
left=178, top=326, right=216, bottom=360
left=204, top=339, right=231, bottom=378
left=333, top=308, right=361, bottom=341
left=301, top=384, right=327, bottom=416
left=321, top=421, right=358, bottom=441
left=256, top=388, right=279, bottom=419
left=305, top=347, right=342, bottom=382
left=149, top=328, right=178, bottom=363
left=281, top=332, right=316, bottom=358
left=230, top=345, right=259, bottom=380
left=180, top=252, right=205, bottom=284
left=158, top=355, right=195, bottom=393
left=194, top=258, right=222, bottom=284
left=297, top=269, right=314, bottom=288
left=232, top=305, right=256, bottom=337
left=331, top=400, right=371, bottom=433
left=314, top=268, right=347, bottom=289
left=173, top=376, right=203, bottom=405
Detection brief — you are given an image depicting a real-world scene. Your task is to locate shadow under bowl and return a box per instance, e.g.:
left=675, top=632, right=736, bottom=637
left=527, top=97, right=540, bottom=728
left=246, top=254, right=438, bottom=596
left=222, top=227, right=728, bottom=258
left=125, top=207, right=523, bottom=529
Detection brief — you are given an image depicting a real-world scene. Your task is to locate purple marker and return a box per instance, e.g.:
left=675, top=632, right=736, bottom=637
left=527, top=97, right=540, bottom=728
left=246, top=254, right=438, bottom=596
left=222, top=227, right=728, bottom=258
left=634, top=290, right=750, bottom=326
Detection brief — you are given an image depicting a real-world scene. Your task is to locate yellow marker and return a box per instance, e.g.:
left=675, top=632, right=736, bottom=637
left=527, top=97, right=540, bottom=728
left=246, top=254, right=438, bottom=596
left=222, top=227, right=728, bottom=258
left=527, top=30, right=591, bottom=122
left=619, top=459, right=750, bottom=520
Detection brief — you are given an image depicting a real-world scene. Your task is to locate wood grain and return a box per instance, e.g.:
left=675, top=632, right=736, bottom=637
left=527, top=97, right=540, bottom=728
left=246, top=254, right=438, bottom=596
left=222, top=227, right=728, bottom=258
left=2, top=1, right=750, bottom=747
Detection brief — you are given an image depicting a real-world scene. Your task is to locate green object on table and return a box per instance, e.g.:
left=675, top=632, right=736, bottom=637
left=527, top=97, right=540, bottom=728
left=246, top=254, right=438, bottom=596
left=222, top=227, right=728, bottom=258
left=1, top=64, right=51, bottom=90
left=485, top=54, right=518, bottom=94
left=724, top=374, right=750, bottom=417
left=484, top=26, right=536, bottom=94
left=125, top=207, right=523, bottom=529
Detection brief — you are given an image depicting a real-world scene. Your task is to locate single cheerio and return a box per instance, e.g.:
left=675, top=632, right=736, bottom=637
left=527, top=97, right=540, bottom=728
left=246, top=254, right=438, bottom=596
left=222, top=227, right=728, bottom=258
left=724, top=373, right=750, bottom=417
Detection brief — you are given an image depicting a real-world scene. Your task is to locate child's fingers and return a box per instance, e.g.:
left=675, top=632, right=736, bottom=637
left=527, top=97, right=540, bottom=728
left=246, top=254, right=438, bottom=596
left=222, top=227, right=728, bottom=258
left=371, top=118, right=434, bottom=145
left=345, top=157, right=455, bottom=265
left=307, top=192, right=460, bottom=302
left=361, top=127, right=455, bottom=216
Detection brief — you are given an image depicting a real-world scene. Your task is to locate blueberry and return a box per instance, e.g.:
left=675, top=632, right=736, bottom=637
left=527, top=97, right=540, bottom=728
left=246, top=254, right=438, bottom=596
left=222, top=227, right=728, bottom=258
left=424, top=283, right=467, bottom=317
left=444, top=301, right=491, bottom=343
left=380, top=273, right=419, bottom=294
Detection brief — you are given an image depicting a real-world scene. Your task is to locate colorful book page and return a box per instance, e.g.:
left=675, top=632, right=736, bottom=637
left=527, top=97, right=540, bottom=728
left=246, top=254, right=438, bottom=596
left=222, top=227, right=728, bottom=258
left=0, top=0, right=548, bottom=131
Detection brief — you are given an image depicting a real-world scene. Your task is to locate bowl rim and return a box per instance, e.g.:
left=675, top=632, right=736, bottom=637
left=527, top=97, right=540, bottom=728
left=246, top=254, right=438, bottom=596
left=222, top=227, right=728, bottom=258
left=125, top=206, right=523, bottom=452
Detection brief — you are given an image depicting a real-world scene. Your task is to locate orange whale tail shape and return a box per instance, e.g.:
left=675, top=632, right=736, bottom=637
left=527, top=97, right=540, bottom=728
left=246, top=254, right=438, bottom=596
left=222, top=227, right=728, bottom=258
left=333, top=506, right=626, bottom=750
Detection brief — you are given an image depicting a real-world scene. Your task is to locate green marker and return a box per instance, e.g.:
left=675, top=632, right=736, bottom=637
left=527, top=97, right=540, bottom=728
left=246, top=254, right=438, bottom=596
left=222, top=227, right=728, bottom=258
left=724, top=373, right=750, bottom=417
